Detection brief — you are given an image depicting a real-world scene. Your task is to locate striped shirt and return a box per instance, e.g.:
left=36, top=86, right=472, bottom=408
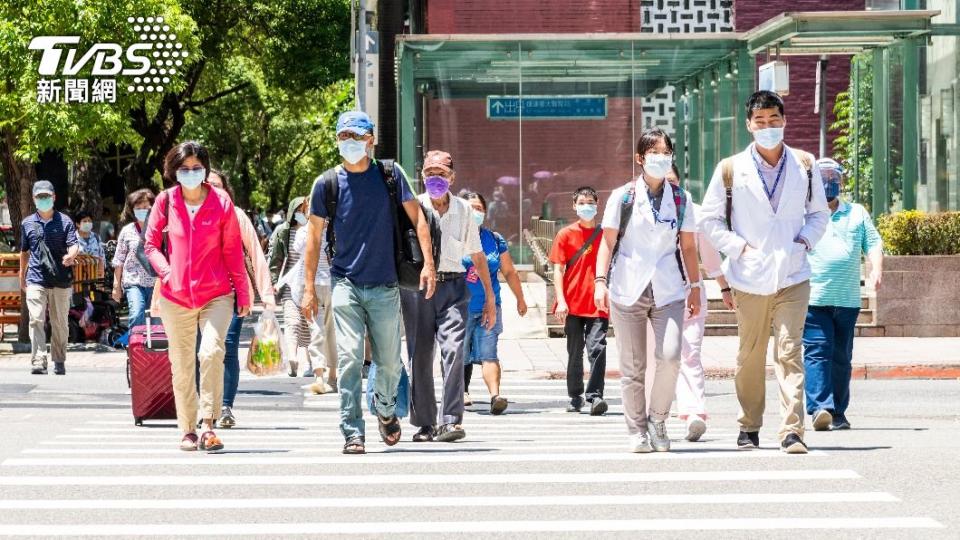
left=808, top=201, right=882, bottom=308
left=20, top=212, right=78, bottom=286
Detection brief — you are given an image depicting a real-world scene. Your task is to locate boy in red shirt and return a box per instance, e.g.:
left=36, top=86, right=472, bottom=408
left=549, top=186, right=609, bottom=415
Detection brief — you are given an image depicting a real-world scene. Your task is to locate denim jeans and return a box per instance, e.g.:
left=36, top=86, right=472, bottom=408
left=125, top=285, right=154, bottom=328
left=222, top=312, right=245, bottom=408
left=332, top=277, right=402, bottom=440
left=803, top=305, right=860, bottom=416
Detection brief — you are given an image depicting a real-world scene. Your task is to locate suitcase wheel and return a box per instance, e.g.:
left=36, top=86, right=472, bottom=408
left=135, top=418, right=143, bottom=426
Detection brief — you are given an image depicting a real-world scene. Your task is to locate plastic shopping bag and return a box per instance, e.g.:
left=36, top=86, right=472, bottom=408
left=246, top=310, right=289, bottom=376
left=366, top=362, right=410, bottom=418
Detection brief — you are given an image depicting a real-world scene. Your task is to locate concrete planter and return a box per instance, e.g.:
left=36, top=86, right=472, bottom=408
left=875, top=255, right=960, bottom=337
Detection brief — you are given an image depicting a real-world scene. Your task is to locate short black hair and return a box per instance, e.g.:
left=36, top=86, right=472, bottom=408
left=463, top=191, right=488, bottom=211
left=74, top=210, right=93, bottom=222
left=746, top=90, right=785, bottom=119
left=636, top=127, right=674, bottom=156
left=572, top=186, right=598, bottom=203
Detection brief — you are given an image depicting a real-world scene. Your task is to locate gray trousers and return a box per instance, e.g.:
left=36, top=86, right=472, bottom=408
left=401, top=278, right=468, bottom=428
left=26, top=285, right=72, bottom=367
left=610, top=285, right=685, bottom=435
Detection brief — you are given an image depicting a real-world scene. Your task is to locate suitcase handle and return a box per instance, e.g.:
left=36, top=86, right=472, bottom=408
left=145, top=309, right=153, bottom=349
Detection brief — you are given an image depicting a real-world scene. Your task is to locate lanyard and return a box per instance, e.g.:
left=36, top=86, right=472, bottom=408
left=646, top=186, right=676, bottom=230
left=753, top=153, right=787, bottom=201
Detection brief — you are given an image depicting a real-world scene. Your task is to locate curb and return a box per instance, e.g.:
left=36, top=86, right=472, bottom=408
left=547, top=365, right=960, bottom=381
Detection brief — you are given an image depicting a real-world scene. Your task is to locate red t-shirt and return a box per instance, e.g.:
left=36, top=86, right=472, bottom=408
left=548, top=223, right=608, bottom=319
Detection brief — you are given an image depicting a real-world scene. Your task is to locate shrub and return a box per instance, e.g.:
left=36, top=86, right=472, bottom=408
left=876, top=210, right=960, bottom=255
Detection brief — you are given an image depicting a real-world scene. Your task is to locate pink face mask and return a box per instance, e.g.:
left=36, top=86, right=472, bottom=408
left=424, top=175, right=450, bottom=199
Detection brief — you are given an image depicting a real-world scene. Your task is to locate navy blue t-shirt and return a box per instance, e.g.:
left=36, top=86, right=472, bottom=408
left=20, top=212, right=78, bottom=286
left=310, top=160, right=414, bottom=286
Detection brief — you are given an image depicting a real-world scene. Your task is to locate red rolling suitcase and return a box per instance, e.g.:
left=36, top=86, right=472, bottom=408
left=126, top=313, right=176, bottom=426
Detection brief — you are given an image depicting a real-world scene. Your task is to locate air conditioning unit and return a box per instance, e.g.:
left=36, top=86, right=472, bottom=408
left=758, top=60, right=790, bottom=96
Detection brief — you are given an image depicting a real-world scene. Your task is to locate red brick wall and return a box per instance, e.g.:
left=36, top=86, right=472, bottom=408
left=735, top=0, right=865, bottom=155
left=426, top=0, right=640, bottom=33
left=426, top=97, right=636, bottom=244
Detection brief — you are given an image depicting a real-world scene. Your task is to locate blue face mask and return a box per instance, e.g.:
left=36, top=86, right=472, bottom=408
left=753, top=127, right=785, bottom=150
left=176, top=168, right=206, bottom=189
left=34, top=197, right=54, bottom=212
left=472, top=210, right=485, bottom=227
left=134, top=208, right=149, bottom=222
left=575, top=204, right=598, bottom=221
left=824, top=181, right=841, bottom=201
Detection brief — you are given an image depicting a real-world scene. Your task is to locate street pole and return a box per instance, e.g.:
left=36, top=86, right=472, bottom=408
left=357, top=0, right=367, bottom=111
left=818, top=55, right=829, bottom=159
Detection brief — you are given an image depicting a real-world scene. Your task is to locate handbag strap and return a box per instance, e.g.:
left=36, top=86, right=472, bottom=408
left=565, top=225, right=602, bottom=270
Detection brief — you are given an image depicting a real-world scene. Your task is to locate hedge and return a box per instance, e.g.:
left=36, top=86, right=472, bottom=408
left=876, top=210, right=960, bottom=255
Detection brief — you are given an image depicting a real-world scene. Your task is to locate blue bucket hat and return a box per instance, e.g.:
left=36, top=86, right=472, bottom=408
left=336, top=111, right=374, bottom=136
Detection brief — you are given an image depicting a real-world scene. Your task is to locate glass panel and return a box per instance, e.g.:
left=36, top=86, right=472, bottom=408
left=919, top=1, right=960, bottom=211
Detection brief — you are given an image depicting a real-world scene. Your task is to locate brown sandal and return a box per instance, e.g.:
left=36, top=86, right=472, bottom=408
left=180, top=433, right=199, bottom=452
left=343, top=436, right=365, bottom=455
left=378, top=415, right=402, bottom=447
left=199, top=431, right=223, bottom=452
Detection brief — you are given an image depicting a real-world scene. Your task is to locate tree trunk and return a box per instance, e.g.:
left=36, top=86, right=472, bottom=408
left=0, top=129, right=38, bottom=343
left=69, top=149, right=109, bottom=216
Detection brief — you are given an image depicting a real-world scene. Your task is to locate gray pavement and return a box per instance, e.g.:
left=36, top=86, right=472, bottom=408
left=0, top=359, right=958, bottom=538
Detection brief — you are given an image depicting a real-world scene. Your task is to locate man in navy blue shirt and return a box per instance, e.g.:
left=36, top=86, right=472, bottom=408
left=19, top=180, right=78, bottom=375
left=301, top=111, right=436, bottom=454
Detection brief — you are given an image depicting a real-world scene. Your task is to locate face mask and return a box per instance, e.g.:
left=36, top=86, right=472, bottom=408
left=34, top=197, right=54, bottom=212
left=575, top=204, right=598, bottom=221
left=643, top=153, right=673, bottom=179
left=294, top=212, right=308, bottom=226
left=472, top=210, right=485, bottom=227
left=753, top=127, right=785, bottom=150
left=424, top=175, right=450, bottom=199
left=134, top=208, right=149, bottom=222
left=338, top=139, right=368, bottom=165
left=824, top=181, right=841, bottom=202
left=79, top=222, right=94, bottom=233
left=176, top=168, right=206, bottom=189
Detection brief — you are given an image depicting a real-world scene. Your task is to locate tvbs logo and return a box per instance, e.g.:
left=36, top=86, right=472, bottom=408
left=28, top=16, right=188, bottom=104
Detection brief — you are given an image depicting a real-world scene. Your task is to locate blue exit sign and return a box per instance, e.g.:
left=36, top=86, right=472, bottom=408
left=486, top=95, right=607, bottom=120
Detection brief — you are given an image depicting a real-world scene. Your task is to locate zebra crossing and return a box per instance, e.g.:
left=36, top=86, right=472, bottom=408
left=0, top=378, right=944, bottom=537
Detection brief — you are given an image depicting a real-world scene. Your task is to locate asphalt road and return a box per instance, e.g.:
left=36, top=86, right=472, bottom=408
left=0, top=363, right=958, bottom=539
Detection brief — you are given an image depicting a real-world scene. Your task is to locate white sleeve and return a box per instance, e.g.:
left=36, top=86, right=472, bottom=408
left=680, top=192, right=697, bottom=233
left=601, top=188, right=623, bottom=231
left=700, top=162, right=748, bottom=260
left=293, top=226, right=307, bottom=253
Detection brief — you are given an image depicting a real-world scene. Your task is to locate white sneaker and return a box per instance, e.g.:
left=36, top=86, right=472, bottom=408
left=685, top=416, right=707, bottom=442
left=628, top=432, right=652, bottom=453
left=648, top=419, right=671, bottom=452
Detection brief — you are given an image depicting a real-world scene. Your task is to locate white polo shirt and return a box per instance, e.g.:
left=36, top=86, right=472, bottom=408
left=418, top=193, right=482, bottom=273
left=601, top=178, right=697, bottom=307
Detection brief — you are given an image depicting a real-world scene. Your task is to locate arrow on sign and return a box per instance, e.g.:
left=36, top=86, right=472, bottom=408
left=491, top=100, right=505, bottom=113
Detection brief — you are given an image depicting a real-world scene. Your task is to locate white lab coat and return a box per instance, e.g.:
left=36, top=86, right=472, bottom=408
left=699, top=144, right=829, bottom=296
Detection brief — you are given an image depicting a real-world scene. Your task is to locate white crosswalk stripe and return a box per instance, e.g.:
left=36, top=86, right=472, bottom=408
left=0, top=378, right=943, bottom=536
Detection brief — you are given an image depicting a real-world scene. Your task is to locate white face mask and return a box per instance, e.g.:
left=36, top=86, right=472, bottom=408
left=643, top=153, right=673, bottom=179
left=753, top=127, right=785, bottom=150
left=294, top=212, right=307, bottom=226
left=338, top=139, right=368, bottom=165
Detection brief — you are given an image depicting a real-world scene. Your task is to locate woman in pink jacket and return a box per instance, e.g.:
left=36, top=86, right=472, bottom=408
left=144, top=141, right=251, bottom=452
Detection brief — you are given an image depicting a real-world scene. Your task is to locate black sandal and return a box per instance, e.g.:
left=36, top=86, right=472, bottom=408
left=490, top=395, right=508, bottom=416
left=378, top=415, right=402, bottom=447
left=342, top=436, right=365, bottom=455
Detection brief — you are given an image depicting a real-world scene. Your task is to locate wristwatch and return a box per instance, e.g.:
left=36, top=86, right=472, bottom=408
left=688, top=280, right=703, bottom=289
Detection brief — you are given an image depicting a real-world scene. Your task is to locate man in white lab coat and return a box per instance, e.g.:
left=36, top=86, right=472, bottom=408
left=700, top=90, right=829, bottom=454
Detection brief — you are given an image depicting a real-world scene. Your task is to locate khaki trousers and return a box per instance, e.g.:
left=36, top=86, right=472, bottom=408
left=307, top=285, right=338, bottom=386
left=159, top=294, right=234, bottom=434
left=26, top=285, right=72, bottom=366
left=610, top=286, right=685, bottom=436
left=733, top=280, right=810, bottom=441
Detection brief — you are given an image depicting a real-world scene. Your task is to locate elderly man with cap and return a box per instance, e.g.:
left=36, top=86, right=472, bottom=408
left=19, top=180, right=79, bottom=375
left=403, top=150, right=497, bottom=443
left=804, top=157, right=883, bottom=432
left=302, top=111, right=436, bottom=455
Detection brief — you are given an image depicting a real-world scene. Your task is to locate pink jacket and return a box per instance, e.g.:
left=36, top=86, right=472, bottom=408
left=144, top=185, right=251, bottom=310
left=235, top=207, right=275, bottom=303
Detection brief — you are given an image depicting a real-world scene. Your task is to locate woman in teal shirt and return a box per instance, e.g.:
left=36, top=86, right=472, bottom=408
left=461, top=192, right=528, bottom=415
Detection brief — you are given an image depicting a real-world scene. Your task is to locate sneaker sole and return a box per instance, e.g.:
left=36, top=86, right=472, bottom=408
left=781, top=442, right=809, bottom=454
left=651, top=444, right=671, bottom=452
left=589, top=401, right=608, bottom=416
left=831, top=423, right=852, bottom=431
left=685, top=418, right=707, bottom=442
left=436, top=430, right=465, bottom=443
left=630, top=446, right=653, bottom=453
left=812, top=410, right=833, bottom=431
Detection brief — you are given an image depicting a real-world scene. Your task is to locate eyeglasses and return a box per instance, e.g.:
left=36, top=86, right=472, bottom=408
left=34, top=194, right=53, bottom=200
left=337, top=132, right=369, bottom=142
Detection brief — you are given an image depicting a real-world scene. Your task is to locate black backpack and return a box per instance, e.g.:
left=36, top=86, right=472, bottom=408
left=319, top=159, right=439, bottom=290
